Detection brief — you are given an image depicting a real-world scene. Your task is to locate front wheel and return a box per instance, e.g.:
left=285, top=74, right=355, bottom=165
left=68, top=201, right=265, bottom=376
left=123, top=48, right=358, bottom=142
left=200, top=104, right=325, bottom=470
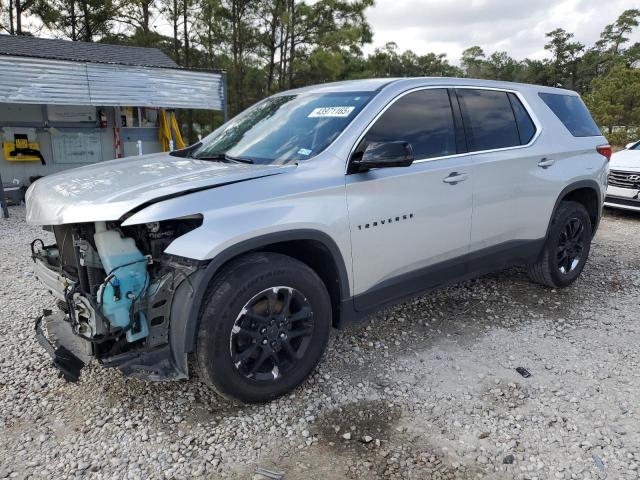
left=196, top=252, right=331, bottom=403
left=527, top=200, right=592, bottom=288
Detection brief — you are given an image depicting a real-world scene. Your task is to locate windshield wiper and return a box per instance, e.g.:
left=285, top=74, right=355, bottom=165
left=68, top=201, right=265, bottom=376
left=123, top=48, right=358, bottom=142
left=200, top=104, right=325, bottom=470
left=193, top=153, right=254, bottom=164
left=193, top=153, right=225, bottom=161
left=224, top=154, right=254, bottom=164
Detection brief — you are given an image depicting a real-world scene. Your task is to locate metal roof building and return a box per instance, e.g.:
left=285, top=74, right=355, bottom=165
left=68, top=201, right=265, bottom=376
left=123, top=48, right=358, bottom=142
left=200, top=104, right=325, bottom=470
left=0, top=35, right=227, bottom=218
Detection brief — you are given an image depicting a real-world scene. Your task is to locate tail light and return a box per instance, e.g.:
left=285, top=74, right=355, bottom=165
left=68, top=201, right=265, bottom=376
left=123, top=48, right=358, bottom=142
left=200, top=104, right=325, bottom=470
left=596, top=145, right=612, bottom=161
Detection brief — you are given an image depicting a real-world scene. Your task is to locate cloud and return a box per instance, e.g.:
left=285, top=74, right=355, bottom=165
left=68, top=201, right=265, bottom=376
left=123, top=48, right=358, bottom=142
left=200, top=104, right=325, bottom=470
left=364, top=0, right=640, bottom=64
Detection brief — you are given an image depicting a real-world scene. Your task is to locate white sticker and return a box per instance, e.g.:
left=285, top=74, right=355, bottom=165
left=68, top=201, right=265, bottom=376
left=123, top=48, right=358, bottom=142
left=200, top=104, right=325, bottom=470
left=308, top=106, right=355, bottom=118
left=297, top=148, right=312, bottom=156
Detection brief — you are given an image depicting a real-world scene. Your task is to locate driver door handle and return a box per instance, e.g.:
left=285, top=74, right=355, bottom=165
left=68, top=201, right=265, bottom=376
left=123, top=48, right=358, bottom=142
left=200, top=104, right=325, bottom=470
left=538, top=158, right=555, bottom=169
left=442, top=172, right=468, bottom=185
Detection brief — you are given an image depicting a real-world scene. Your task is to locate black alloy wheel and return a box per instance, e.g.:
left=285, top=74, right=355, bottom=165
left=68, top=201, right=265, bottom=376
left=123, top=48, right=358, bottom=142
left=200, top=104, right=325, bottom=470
left=527, top=200, right=592, bottom=288
left=196, top=252, right=331, bottom=403
left=556, top=217, right=586, bottom=274
left=230, top=286, right=314, bottom=381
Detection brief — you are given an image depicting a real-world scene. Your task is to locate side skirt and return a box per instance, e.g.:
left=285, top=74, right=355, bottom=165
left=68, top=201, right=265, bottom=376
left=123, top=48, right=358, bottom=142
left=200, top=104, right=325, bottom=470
left=338, top=238, right=545, bottom=327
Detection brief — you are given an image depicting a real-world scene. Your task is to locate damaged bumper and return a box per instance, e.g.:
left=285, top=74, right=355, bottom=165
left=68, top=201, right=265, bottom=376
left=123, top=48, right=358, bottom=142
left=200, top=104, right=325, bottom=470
left=34, top=306, right=192, bottom=383
left=34, top=311, right=89, bottom=382
left=32, top=234, right=206, bottom=383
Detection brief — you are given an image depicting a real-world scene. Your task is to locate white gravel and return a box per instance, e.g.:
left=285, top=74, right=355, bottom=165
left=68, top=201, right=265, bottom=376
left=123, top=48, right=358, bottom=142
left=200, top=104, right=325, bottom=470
left=1, top=205, right=639, bottom=480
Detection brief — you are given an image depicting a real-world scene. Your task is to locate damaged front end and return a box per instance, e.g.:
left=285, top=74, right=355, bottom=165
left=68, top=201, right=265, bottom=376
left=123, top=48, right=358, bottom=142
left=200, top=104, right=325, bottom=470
left=32, top=216, right=204, bottom=382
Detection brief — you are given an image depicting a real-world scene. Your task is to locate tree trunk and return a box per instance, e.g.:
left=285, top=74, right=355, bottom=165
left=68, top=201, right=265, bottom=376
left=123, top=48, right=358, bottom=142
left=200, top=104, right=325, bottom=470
left=80, top=0, right=92, bottom=41
left=288, top=0, right=295, bottom=89
left=278, top=18, right=288, bottom=90
left=182, top=0, right=189, bottom=67
left=15, top=0, right=21, bottom=34
left=266, top=1, right=281, bottom=93
left=173, top=0, right=180, bottom=63
left=142, top=1, right=150, bottom=33
left=8, top=0, right=15, bottom=35
left=231, top=0, right=241, bottom=113
left=183, top=0, right=193, bottom=142
left=69, top=0, right=77, bottom=40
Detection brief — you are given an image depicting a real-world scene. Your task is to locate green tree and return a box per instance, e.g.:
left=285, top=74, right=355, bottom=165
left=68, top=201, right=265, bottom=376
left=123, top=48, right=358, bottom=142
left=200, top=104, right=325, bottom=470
left=0, top=0, right=57, bottom=35
left=461, top=46, right=485, bottom=78
left=586, top=65, right=640, bottom=140
left=544, top=28, right=584, bottom=89
left=483, top=51, right=521, bottom=81
left=596, top=9, right=640, bottom=55
left=39, top=0, right=117, bottom=41
left=115, top=0, right=159, bottom=46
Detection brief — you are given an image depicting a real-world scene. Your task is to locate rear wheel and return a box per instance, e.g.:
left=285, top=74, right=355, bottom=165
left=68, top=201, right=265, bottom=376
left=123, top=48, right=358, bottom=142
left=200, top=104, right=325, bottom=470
left=196, top=252, right=331, bottom=403
left=527, top=201, right=592, bottom=288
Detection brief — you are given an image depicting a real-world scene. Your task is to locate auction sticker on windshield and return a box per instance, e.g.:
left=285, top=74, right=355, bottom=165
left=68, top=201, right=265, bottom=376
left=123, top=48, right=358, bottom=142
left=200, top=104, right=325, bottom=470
left=308, top=106, right=355, bottom=118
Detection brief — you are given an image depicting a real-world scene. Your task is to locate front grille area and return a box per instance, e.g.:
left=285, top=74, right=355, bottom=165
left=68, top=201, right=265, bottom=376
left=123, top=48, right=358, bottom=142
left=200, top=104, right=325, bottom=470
left=608, top=170, right=640, bottom=189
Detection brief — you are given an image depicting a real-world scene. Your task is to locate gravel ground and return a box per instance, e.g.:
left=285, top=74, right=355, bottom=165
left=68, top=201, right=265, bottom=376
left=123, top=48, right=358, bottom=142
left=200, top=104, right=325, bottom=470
left=1, top=205, right=639, bottom=480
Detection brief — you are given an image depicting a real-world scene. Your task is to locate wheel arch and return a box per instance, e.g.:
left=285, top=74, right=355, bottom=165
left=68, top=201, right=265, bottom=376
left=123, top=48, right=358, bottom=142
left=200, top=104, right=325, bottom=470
left=175, top=229, right=351, bottom=362
left=547, top=180, right=603, bottom=239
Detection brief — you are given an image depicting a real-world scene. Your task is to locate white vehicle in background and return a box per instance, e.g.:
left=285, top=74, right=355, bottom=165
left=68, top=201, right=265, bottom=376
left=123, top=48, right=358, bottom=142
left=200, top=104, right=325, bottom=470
left=605, top=141, right=640, bottom=212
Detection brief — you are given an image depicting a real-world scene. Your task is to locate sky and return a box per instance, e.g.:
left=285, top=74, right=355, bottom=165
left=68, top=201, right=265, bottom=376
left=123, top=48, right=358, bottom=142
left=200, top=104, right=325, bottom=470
left=363, top=0, right=640, bottom=63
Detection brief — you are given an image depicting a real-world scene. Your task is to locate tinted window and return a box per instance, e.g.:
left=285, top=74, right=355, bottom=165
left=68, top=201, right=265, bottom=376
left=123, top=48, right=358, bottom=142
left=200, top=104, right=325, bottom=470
left=538, top=93, right=601, bottom=137
left=457, top=89, right=520, bottom=151
left=359, top=89, right=456, bottom=160
left=508, top=93, right=536, bottom=144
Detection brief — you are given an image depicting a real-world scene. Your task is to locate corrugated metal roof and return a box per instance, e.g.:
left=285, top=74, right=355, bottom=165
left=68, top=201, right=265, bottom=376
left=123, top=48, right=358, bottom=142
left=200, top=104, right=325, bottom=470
left=0, top=35, right=178, bottom=68
left=87, top=64, right=224, bottom=109
left=0, top=55, right=224, bottom=110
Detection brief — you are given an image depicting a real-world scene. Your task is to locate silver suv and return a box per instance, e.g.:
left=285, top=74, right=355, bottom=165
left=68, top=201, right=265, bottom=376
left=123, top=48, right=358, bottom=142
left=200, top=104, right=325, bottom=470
left=27, top=78, right=610, bottom=403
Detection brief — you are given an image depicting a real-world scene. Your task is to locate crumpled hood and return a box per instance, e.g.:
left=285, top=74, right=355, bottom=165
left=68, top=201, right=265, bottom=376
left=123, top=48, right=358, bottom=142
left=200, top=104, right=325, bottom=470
left=610, top=150, right=640, bottom=170
left=26, top=152, right=290, bottom=225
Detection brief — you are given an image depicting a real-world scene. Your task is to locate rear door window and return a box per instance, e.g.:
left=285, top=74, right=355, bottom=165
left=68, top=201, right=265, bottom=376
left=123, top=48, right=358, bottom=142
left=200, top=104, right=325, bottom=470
left=456, top=89, right=521, bottom=152
left=538, top=93, right=601, bottom=137
left=358, top=88, right=457, bottom=160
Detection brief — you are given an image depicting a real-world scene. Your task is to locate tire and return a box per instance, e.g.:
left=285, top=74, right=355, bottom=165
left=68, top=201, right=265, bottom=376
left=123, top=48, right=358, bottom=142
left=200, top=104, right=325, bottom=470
left=527, top=200, right=592, bottom=288
left=196, top=252, right=332, bottom=403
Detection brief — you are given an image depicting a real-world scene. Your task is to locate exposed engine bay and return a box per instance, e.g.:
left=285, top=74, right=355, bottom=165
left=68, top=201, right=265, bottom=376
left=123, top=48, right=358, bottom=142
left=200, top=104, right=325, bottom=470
left=31, top=216, right=203, bottom=381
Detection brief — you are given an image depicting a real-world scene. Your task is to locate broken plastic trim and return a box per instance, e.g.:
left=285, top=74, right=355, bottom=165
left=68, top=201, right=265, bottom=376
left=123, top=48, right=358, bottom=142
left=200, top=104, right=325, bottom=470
left=34, top=311, right=86, bottom=382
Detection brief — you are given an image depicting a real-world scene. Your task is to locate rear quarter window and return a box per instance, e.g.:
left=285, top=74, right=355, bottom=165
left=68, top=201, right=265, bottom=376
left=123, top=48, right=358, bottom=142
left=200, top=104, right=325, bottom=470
left=538, top=92, right=601, bottom=137
left=507, top=93, right=536, bottom=144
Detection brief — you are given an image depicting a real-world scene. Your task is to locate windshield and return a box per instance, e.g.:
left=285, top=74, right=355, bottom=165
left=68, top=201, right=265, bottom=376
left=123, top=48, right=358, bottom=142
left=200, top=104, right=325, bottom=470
left=193, top=91, right=375, bottom=165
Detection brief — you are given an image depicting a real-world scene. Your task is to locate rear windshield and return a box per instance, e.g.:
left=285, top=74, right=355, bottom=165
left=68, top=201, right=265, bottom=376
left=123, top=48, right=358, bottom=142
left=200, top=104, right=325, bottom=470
left=538, top=93, right=601, bottom=137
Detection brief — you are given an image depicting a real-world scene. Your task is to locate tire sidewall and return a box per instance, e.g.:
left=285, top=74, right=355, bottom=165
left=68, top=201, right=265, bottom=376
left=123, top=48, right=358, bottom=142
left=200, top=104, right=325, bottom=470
left=545, top=202, right=592, bottom=288
left=197, top=254, right=331, bottom=403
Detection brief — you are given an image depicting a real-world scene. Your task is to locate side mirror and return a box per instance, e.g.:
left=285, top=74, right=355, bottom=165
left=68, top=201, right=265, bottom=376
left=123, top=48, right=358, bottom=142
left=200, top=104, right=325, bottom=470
left=625, top=142, right=636, bottom=150
left=354, top=141, right=414, bottom=171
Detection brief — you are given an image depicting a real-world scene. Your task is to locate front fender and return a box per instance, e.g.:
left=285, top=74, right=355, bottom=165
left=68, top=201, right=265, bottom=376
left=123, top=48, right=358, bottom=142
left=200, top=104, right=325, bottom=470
left=167, top=229, right=352, bottom=377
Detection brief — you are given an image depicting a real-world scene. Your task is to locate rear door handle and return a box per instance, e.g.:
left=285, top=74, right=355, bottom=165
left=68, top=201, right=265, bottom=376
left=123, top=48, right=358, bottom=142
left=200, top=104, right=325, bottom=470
left=537, top=158, right=555, bottom=169
left=442, top=172, right=468, bottom=185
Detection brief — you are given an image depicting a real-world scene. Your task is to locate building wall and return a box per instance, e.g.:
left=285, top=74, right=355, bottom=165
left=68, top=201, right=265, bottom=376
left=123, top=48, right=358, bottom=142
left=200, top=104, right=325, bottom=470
left=0, top=103, right=163, bottom=186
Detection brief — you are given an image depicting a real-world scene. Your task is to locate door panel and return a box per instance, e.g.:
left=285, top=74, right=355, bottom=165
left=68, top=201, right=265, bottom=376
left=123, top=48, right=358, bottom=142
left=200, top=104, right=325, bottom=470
left=345, top=87, right=473, bottom=310
left=469, top=147, right=558, bottom=250
left=455, top=88, right=556, bottom=253
left=346, top=156, right=473, bottom=308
